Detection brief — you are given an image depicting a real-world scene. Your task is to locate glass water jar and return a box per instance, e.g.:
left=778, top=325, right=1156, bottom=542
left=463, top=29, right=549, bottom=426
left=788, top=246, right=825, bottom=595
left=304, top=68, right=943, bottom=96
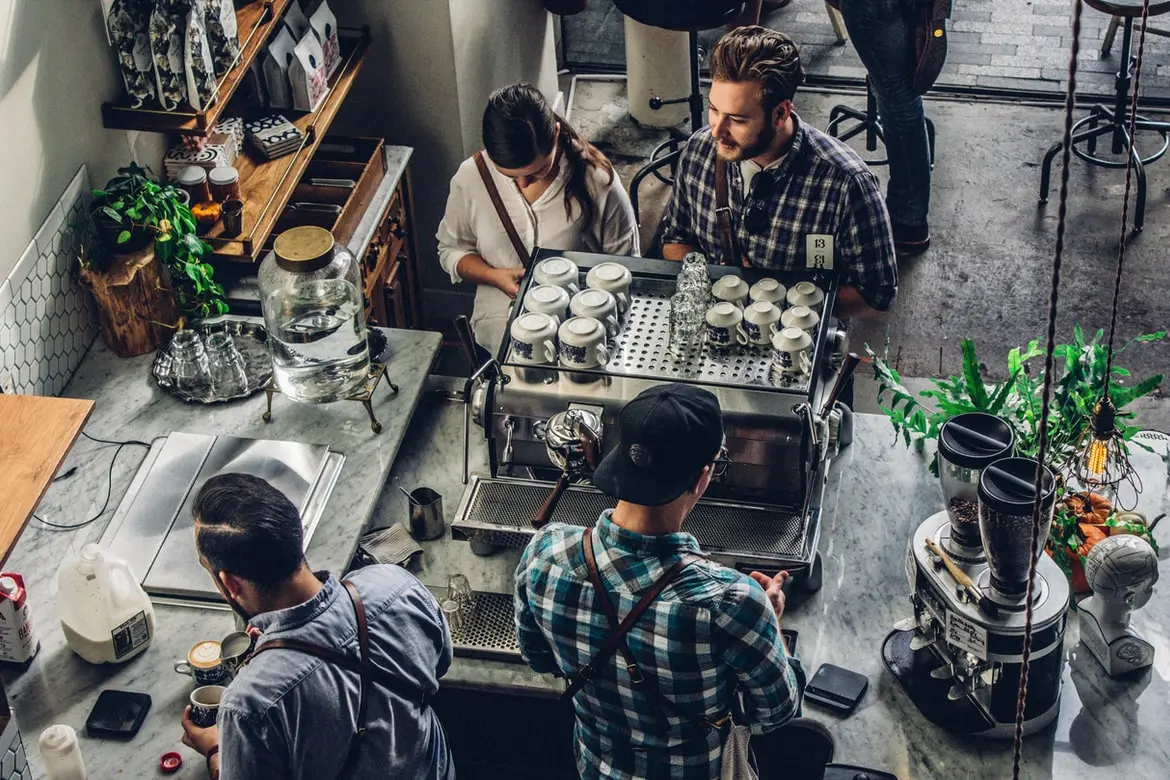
left=937, top=413, right=1015, bottom=548
left=259, top=226, right=370, bottom=403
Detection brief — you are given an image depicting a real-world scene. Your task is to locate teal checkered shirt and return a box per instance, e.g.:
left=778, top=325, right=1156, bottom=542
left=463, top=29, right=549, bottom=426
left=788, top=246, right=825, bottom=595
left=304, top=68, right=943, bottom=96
left=514, top=510, right=803, bottom=779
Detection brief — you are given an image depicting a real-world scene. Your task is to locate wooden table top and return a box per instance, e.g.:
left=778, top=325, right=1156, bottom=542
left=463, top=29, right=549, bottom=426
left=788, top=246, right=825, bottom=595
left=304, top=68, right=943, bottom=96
left=0, top=394, right=94, bottom=566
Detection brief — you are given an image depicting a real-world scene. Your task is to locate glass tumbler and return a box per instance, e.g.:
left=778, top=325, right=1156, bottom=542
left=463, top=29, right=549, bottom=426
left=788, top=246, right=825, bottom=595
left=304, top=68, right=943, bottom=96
left=170, top=330, right=209, bottom=393
left=447, top=573, right=477, bottom=611
left=206, top=331, right=248, bottom=397
left=441, top=600, right=464, bottom=633
left=669, top=291, right=704, bottom=358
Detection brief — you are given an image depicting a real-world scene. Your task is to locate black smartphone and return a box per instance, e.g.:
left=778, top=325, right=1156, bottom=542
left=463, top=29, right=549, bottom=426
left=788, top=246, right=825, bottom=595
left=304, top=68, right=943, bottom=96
left=781, top=628, right=799, bottom=657
left=86, top=690, right=152, bottom=739
left=804, top=663, right=868, bottom=714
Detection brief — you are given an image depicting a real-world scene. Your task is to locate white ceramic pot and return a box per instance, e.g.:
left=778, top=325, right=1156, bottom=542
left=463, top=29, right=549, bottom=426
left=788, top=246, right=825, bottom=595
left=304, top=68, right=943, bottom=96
left=711, top=275, right=749, bottom=308
left=523, top=284, right=571, bottom=324
left=780, top=304, right=820, bottom=336
left=749, top=277, right=787, bottom=307
left=742, top=301, right=782, bottom=346
left=570, top=289, right=621, bottom=338
left=585, top=261, right=632, bottom=313
left=771, top=326, right=813, bottom=376
left=509, top=312, right=558, bottom=364
left=786, top=281, right=825, bottom=312
left=558, top=316, right=610, bottom=368
left=533, top=256, right=580, bottom=294
left=705, top=302, right=748, bottom=348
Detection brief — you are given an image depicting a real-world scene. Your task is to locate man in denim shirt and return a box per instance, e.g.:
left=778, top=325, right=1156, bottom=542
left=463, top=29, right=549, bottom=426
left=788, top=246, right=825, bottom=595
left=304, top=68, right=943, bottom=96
left=179, top=473, right=455, bottom=780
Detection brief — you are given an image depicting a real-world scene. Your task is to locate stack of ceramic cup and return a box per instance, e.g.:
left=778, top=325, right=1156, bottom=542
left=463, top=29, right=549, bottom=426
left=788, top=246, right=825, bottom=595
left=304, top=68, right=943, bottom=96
left=771, top=280, right=826, bottom=386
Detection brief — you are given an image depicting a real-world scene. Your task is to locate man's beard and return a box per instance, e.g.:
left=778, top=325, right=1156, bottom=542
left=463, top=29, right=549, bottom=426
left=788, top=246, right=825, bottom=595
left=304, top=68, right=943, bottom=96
left=715, top=123, right=777, bottom=163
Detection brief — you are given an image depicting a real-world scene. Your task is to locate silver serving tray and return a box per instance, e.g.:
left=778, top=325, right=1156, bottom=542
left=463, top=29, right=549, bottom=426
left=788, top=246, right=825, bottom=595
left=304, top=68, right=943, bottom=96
left=152, top=321, right=273, bottom=404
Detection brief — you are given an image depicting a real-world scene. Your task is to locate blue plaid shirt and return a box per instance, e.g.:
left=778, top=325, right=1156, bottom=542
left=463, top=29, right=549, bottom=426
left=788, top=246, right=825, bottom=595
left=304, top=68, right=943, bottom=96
left=514, top=511, right=803, bottom=779
left=660, top=114, right=898, bottom=311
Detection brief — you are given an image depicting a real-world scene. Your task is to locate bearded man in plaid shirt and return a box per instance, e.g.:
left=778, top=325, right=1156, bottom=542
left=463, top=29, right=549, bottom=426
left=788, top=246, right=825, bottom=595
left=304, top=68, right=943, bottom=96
left=661, top=26, right=898, bottom=319
left=514, top=384, right=804, bottom=779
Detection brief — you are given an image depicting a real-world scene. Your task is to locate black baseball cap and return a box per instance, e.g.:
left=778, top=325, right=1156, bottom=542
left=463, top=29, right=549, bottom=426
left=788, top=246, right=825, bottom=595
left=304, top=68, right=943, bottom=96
left=592, top=384, right=724, bottom=507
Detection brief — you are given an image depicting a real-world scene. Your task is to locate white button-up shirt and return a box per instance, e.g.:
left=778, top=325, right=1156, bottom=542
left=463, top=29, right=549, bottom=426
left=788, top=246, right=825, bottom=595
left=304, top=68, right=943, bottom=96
left=437, top=153, right=640, bottom=352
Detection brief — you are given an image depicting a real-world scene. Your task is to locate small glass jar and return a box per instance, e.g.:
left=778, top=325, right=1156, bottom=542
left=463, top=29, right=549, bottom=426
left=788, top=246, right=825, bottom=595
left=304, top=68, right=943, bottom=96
left=258, top=226, right=370, bottom=403
left=177, top=166, right=211, bottom=204
left=205, top=331, right=247, bottom=397
left=208, top=166, right=241, bottom=203
left=169, top=329, right=209, bottom=393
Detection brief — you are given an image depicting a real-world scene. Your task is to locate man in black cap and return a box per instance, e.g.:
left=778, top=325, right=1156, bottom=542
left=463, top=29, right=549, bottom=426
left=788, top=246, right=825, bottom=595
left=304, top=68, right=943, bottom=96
left=513, top=383, right=803, bottom=779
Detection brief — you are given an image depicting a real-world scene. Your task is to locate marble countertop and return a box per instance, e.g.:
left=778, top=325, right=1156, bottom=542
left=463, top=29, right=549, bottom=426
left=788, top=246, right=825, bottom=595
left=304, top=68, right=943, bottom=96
left=0, top=326, right=440, bottom=778
left=381, top=395, right=1170, bottom=778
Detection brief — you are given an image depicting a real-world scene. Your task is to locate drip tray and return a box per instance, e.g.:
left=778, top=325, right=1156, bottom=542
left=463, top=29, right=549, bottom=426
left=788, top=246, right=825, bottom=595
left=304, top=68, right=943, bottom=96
left=427, top=587, right=521, bottom=663
left=100, top=432, right=344, bottom=606
left=450, top=475, right=817, bottom=572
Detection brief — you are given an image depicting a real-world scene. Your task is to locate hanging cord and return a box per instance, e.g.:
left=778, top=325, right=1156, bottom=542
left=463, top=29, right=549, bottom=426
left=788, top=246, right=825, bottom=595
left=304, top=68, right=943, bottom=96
left=33, top=431, right=151, bottom=531
left=1011, top=1, right=1085, bottom=775
left=1104, top=0, right=1153, bottom=381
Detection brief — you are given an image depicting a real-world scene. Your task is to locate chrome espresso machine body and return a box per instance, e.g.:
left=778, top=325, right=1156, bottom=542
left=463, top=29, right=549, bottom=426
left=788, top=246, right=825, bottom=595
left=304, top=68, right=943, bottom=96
left=453, top=250, right=849, bottom=583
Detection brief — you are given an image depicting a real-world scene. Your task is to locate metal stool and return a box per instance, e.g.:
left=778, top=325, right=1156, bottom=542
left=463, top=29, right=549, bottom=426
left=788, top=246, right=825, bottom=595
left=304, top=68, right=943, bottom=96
left=618, top=0, right=746, bottom=222
left=827, top=77, right=936, bottom=168
left=1039, top=0, right=1170, bottom=232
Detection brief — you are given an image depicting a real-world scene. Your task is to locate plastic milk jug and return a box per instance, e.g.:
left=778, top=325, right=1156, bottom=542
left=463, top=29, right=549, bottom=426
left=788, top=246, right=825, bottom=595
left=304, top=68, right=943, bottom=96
left=57, top=544, right=155, bottom=664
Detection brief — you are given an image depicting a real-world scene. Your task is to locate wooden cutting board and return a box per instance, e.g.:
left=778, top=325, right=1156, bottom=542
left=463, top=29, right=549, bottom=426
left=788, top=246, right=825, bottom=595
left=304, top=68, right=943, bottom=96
left=0, top=394, right=94, bottom=566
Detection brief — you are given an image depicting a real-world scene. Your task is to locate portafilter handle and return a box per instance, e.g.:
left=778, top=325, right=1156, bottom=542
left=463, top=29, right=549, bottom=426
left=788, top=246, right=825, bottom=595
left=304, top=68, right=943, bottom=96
left=533, top=471, right=571, bottom=529
left=818, top=352, right=864, bottom=419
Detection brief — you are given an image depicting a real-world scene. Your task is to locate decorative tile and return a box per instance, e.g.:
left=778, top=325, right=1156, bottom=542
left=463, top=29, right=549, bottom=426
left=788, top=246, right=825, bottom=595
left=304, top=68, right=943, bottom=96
left=0, top=164, right=98, bottom=397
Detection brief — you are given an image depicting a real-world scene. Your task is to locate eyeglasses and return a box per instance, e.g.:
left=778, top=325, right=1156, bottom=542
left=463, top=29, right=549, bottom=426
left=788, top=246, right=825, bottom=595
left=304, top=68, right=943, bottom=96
left=712, top=441, right=732, bottom=478
left=743, top=173, right=776, bottom=234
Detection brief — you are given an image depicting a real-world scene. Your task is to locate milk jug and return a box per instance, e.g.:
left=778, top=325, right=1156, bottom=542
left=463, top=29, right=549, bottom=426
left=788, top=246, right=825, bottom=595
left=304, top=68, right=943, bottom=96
left=57, top=544, right=155, bottom=664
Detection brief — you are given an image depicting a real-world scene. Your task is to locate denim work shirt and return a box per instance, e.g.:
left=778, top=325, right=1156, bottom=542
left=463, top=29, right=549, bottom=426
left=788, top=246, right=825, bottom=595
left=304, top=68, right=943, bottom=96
left=217, top=567, right=455, bottom=780
left=515, top=511, right=803, bottom=780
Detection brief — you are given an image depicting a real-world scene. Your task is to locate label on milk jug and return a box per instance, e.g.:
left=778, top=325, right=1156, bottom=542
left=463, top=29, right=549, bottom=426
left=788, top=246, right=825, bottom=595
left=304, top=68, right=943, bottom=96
left=111, top=610, right=151, bottom=659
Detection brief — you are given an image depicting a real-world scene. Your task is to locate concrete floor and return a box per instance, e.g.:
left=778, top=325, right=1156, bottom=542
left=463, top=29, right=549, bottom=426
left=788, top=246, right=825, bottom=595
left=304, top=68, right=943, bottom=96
left=566, top=78, right=1170, bottom=431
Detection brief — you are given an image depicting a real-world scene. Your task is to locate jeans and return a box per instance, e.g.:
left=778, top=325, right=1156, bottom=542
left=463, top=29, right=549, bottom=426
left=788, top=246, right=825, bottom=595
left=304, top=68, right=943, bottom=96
left=838, top=0, right=932, bottom=228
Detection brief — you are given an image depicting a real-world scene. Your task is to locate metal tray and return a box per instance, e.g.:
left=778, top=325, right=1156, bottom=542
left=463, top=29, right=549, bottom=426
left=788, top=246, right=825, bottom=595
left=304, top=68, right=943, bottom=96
left=152, top=321, right=273, bottom=404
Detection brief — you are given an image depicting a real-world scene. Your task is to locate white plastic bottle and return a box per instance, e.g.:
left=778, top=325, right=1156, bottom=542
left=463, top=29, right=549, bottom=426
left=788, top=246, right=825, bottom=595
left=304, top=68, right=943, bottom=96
left=39, top=724, right=86, bottom=780
left=57, top=544, right=155, bottom=664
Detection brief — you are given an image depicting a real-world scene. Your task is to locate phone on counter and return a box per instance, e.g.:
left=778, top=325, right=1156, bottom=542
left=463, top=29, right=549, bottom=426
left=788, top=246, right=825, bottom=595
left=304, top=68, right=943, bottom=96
left=804, top=663, right=868, bottom=714
left=86, top=690, right=152, bottom=739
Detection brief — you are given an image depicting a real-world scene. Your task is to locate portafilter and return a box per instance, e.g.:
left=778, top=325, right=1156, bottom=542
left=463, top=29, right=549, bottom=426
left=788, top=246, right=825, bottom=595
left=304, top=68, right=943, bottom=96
left=533, top=408, right=602, bottom=529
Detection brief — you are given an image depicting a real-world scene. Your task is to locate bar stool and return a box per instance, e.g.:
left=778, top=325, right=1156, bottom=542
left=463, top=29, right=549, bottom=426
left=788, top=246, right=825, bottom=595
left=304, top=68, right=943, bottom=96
left=827, top=78, right=936, bottom=168
left=618, top=0, right=746, bottom=222
left=1039, top=0, right=1170, bottom=232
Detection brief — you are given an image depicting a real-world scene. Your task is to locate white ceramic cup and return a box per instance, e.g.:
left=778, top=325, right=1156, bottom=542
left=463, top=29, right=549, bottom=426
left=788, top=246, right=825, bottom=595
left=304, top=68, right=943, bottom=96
left=558, top=316, right=610, bottom=368
left=570, top=289, right=621, bottom=338
left=711, top=275, right=749, bottom=308
left=771, top=326, right=813, bottom=376
left=585, top=262, right=632, bottom=312
left=533, top=256, right=580, bottom=294
left=780, top=304, right=821, bottom=336
left=510, top=312, right=558, bottom=365
left=786, top=281, right=825, bottom=312
left=749, top=278, right=787, bottom=307
left=523, top=284, right=571, bottom=324
left=705, top=302, right=749, bottom=348
left=742, top=301, right=783, bottom=346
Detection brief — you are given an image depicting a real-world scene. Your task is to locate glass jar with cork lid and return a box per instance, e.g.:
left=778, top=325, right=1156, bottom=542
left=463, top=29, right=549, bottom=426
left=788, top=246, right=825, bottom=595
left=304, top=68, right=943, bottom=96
left=258, top=226, right=370, bottom=403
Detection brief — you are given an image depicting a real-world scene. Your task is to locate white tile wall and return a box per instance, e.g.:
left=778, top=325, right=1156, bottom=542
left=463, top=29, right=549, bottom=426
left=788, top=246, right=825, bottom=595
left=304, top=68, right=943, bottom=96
left=0, top=165, right=99, bottom=396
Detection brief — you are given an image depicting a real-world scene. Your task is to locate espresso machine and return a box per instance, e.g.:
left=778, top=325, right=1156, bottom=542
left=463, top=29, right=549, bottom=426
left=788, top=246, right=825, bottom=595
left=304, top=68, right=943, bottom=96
left=447, top=251, right=855, bottom=660
left=884, top=413, right=1070, bottom=737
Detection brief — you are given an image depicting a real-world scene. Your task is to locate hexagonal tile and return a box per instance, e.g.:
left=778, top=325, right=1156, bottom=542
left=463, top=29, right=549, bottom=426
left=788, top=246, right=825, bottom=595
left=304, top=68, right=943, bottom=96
left=13, top=299, right=26, bottom=325
left=17, top=364, right=30, bottom=389
left=17, top=278, right=33, bottom=306
left=2, top=745, right=15, bottom=776
left=39, top=274, right=51, bottom=299
left=35, top=298, right=47, bottom=320
left=18, top=322, right=31, bottom=344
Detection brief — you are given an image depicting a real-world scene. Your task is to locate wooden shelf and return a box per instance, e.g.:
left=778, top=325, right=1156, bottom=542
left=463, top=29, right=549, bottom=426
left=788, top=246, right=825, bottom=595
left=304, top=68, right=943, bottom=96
left=101, top=0, right=292, bottom=134
left=206, top=30, right=371, bottom=264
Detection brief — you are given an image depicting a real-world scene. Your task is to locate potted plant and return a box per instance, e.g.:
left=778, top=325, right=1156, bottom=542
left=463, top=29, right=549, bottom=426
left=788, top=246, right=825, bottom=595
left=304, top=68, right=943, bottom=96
left=79, top=163, right=229, bottom=356
left=867, top=327, right=1165, bottom=592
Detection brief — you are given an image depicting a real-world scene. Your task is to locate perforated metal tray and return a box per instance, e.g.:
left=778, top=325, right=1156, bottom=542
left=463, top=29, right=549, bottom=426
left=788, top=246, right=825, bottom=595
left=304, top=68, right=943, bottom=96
left=450, top=476, right=816, bottom=569
left=428, top=587, right=521, bottom=662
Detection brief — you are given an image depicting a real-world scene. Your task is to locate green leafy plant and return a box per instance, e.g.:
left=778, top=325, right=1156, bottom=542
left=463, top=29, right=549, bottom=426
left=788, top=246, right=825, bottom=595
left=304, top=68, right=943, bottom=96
left=82, top=163, right=228, bottom=319
left=867, top=328, right=1166, bottom=581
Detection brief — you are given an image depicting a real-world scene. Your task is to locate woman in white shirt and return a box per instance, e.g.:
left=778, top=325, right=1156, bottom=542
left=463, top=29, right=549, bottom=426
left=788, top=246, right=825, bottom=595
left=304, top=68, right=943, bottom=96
left=437, top=83, right=640, bottom=354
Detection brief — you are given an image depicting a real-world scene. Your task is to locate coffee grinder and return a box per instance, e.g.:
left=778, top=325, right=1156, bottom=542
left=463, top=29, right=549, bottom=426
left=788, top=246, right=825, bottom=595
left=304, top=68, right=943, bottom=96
left=883, top=414, right=1071, bottom=738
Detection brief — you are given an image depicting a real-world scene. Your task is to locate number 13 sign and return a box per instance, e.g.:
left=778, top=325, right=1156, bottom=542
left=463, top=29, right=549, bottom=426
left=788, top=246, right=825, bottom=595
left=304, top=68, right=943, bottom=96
left=805, top=234, right=834, bottom=270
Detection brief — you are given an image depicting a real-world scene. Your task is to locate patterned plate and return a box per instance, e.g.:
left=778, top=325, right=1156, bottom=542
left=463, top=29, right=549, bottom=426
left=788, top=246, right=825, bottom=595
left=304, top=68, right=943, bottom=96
left=152, top=321, right=273, bottom=404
